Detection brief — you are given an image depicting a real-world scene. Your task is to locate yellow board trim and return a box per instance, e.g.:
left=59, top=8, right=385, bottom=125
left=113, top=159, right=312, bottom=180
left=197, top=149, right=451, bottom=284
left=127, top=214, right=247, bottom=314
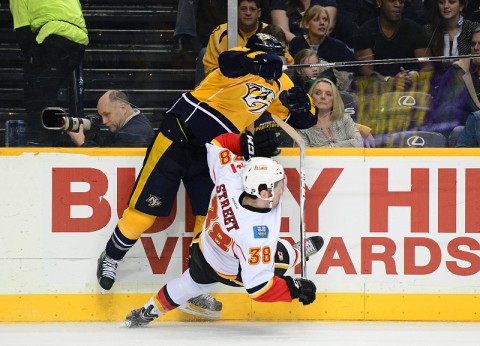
left=0, top=148, right=147, bottom=156
left=0, top=293, right=478, bottom=322
left=279, top=147, right=480, bottom=157
left=2, top=147, right=480, bottom=158
left=0, top=148, right=480, bottom=157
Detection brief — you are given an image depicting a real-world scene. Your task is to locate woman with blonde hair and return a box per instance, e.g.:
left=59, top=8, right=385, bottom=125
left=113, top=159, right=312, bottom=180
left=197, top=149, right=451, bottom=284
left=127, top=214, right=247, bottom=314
left=296, top=78, right=363, bottom=147
left=270, top=0, right=337, bottom=43
left=288, top=5, right=354, bottom=72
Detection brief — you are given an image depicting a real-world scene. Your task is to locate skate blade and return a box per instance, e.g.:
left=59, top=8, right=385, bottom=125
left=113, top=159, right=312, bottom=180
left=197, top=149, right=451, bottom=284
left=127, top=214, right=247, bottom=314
left=121, top=319, right=149, bottom=328
left=122, top=320, right=136, bottom=328
left=98, top=286, right=108, bottom=295
left=119, top=321, right=130, bottom=328
left=177, top=304, right=220, bottom=320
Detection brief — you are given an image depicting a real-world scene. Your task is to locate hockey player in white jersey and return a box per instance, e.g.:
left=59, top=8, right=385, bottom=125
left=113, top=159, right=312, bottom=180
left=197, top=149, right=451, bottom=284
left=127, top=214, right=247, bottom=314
left=124, top=132, right=324, bottom=327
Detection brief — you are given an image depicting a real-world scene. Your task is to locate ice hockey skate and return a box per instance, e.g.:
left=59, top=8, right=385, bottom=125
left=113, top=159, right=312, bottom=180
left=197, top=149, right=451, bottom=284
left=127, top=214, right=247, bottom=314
left=177, top=294, right=223, bottom=319
left=124, top=305, right=158, bottom=328
left=294, top=236, right=324, bottom=260
left=96, top=250, right=120, bottom=290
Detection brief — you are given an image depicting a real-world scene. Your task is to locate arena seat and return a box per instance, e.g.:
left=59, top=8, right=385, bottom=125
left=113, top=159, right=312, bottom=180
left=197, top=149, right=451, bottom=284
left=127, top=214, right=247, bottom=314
left=339, top=91, right=358, bottom=122
left=372, top=91, right=435, bottom=143
left=448, top=126, right=465, bottom=147
left=375, top=130, right=447, bottom=148
left=379, top=91, right=433, bottom=114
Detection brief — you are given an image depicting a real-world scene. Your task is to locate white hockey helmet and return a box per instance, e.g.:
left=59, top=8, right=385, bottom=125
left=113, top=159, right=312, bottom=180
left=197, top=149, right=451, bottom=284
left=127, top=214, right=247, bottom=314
left=242, top=157, right=285, bottom=203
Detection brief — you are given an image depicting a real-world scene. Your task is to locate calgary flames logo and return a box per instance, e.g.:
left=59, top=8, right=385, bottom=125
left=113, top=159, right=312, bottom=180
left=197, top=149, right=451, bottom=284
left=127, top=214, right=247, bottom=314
left=242, top=83, right=275, bottom=114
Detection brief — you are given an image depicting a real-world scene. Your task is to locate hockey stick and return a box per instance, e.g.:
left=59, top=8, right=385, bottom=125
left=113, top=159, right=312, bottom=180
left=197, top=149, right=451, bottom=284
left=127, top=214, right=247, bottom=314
left=270, top=114, right=307, bottom=279
left=283, top=53, right=480, bottom=70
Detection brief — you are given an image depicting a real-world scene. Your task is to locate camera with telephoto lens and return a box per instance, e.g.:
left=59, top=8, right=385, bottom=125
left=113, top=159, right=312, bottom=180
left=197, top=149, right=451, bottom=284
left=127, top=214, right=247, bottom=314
left=41, top=107, right=101, bottom=132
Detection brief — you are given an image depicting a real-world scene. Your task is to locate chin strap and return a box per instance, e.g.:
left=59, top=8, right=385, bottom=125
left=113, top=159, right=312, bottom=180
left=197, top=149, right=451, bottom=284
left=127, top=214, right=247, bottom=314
left=257, top=189, right=275, bottom=208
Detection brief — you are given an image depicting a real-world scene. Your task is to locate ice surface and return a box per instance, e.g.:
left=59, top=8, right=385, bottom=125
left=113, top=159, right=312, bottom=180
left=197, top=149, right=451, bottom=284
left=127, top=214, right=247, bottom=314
left=0, top=321, right=479, bottom=346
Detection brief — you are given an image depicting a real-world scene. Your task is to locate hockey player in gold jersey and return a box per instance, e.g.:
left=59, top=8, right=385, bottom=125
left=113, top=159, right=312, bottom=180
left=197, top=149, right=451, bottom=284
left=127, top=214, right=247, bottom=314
left=96, top=33, right=317, bottom=317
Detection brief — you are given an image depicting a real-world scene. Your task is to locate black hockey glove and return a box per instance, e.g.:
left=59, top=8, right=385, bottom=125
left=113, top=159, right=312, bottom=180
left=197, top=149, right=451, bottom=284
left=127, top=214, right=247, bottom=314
left=240, top=129, right=280, bottom=161
left=243, top=53, right=283, bottom=80
left=279, top=86, right=311, bottom=113
left=283, top=276, right=316, bottom=306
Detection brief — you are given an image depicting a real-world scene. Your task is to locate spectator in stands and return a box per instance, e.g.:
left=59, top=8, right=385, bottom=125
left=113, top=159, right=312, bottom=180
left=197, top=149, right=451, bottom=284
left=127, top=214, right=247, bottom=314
left=287, top=48, right=321, bottom=90
left=425, top=0, right=480, bottom=23
left=174, top=0, right=272, bottom=55
left=288, top=48, right=354, bottom=92
left=67, top=90, right=155, bottom=147
left=331, top=0, right=428, bottom=49
left=425, top=0, right=478, bottom=76
left=203, top=0, right=269, bottom=77
left=284, top=49, right=372, bottom=146
left=353, top=0, right=433, bottom=89
left=425, top=0, right=476, bottom=57
left=426, top=0, right=479, bottom=102
left=456, top=109, right=480, bottom=146
left=261, top=24, right=295, bottom=64
left=10, top=0, right=89, bottom=146
left=270, top=0, right=337, bottom=43
left=296, top=78, right=364, bottom=147
left=426, top=27, right=480, bottom=136
left=288, top=5, right=355, bottom=73
left=469, top=26, right=480, bottom=93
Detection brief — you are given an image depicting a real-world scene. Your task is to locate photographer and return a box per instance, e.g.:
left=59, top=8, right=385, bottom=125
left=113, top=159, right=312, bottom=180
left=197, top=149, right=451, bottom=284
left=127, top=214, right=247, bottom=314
left=67, top=90, right=155, bottom=147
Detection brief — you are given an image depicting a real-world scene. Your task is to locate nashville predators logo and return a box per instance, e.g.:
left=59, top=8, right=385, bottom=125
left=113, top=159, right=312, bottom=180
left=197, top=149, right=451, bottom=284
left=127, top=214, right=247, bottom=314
left=242, top=83, right=275, bottom=114
left=146, top=194, right=162, bottom=208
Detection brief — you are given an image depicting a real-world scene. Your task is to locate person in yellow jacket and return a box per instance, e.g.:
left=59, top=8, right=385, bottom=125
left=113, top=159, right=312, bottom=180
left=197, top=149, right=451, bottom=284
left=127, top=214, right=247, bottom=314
left=10, top=0, right=89, bottom=146
left=203, top=0, right=269, bottom=77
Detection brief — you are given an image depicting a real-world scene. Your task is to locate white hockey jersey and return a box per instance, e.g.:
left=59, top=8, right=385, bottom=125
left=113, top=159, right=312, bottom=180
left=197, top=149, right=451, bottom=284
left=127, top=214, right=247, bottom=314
left=199, top=142, right=282, bottom=294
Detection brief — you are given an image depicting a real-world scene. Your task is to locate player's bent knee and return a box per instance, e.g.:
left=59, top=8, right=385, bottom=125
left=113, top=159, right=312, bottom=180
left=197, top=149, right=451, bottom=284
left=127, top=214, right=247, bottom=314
left=118, top=207, right=156, bottom=239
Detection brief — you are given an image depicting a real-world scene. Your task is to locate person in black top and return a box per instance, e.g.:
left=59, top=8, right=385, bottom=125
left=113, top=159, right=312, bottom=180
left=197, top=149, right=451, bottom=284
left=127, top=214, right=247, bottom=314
left=67, top=90, right=155, bottom=147
left=288, top=5, right=356, bottom=73
left=353, top=0, right=433, bottom=88
left=270, top=0, right=337, bottom=42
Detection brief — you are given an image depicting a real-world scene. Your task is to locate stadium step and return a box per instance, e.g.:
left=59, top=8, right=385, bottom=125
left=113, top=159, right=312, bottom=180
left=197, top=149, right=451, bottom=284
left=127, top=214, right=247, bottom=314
left=0, top=0, right=198, bottom=144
